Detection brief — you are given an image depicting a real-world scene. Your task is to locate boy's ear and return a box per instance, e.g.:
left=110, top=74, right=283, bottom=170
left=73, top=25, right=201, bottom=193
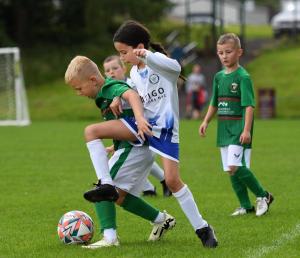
left=136, top=43, right=145, bottom=49
left=238, top=48, right=243, bottom=56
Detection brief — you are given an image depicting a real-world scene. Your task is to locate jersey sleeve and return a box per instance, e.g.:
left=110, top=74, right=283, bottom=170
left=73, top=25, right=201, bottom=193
left=112, top=83, right=130, bottom=98
left=240, top=76, right=255, bottom=107
left=210, top=75, right=218, bottom=107
left=143, top=50, right=181, bottom=76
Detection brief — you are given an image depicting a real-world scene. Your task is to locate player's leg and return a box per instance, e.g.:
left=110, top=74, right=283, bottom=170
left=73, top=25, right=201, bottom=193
left=149, top=161, right=172, bottom=197
left=221, top=146, right=254, bottom=216
left=82, top=201, right=119, bottom=249
left=161, top=157, right=218, bottom=248
left=142, top=178, right=157, bottom=196
left=84, top=120, right=139, bottom=203
left=228, top=145, right=274, bottom=216
left=111, top=146, right=175, bottom=241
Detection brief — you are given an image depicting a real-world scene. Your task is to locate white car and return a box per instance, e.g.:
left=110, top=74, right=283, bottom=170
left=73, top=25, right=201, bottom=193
left=271, top=10, right=300, bottom=38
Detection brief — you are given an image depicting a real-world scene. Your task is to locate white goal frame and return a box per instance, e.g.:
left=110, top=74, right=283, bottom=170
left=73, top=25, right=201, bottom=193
left=0, top=47, right=30, bottom=126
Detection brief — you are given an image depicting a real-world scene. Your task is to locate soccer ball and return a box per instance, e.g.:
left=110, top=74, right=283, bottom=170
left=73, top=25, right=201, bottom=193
left=57, top=210, right=94, bottom=244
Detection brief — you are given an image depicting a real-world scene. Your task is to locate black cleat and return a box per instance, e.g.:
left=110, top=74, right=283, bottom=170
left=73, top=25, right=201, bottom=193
left=143, top=187, right=157, bottom=197
left=83, top=180, right=119, bottom=203
left=196, top=225, right=218, bottom=248
left=161, top=180, right=172, bottom=197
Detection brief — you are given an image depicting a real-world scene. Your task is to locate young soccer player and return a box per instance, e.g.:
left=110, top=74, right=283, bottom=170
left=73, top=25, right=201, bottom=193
left=65, top=55, right=152, bottom=204
left=199, top=33, right=274, bottom=217
left=103, top=55, right=171, bottom=197
left=112, top=20, right=218, bottom=248
left=65, top=56, right=175, bottom=248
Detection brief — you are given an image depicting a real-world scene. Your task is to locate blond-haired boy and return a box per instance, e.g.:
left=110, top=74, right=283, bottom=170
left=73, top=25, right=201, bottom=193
left=65, top=56, right=175, bottom=248
left=65, top=55, right=151, bottom=202
left=199, top=33, right=274, bottom=217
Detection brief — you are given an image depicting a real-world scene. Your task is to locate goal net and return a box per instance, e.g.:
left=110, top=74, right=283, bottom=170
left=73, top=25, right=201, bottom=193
left=0, top=47, right=30, bottom=126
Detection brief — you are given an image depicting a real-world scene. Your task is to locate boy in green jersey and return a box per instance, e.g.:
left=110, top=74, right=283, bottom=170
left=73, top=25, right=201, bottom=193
left=199, top=33, right=274, bottom=217
left=65, top=56, right=175, bottom=248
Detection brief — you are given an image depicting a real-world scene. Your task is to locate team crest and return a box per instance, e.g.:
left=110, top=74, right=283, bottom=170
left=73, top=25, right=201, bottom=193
left=149, top=74, right=159, bottom=84
left=230, top=82, right=238, bottom=93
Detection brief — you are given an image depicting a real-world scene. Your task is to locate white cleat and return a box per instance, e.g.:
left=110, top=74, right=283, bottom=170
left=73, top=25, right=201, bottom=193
left=256, top=192, right=274, bottom=217
left=231, top=206, right=255, bottom=216
left=148, top=211, right=176, bottom=241
left=82, top=237, right=119, bottom=249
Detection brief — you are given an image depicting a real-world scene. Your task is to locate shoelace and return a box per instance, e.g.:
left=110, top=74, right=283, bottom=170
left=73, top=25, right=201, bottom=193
left=256, top=197, right=266, bottom=210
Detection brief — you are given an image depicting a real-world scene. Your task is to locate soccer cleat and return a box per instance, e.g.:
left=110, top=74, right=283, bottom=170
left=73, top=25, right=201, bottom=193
left=256, top=192, right=274, bottom=216
left=83, top=180, right=119, bottom=203
left=196, top=225, right=218, bottom=248
left=143, top=187, right=157, bottom=197
left=231, top=206, right=255, bottom=216
left=82, top=237, right=119, bottom=249
left=161, top=180, right=172, bottom=197
left=148, top=211, right=176, bottom=241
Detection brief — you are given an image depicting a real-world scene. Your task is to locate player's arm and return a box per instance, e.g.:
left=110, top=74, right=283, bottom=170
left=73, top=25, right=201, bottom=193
left=121, top=89, right=152, bottom=140
left=133, top=49, right=181, bottom=76
left=240, top=106, right=253, bottom=144
left=199, top=105, right=217, bottom=137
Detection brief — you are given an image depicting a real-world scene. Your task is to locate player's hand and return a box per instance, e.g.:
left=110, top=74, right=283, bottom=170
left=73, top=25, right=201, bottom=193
left=199, top=121, right=208, bottom=137
left=133, top=49, right=147, bottom=58
left=136, top=116, right=152, bottom=141
left=106, top=145, right=115, bottom=155
left=110, top=97, right=123, bottom=118
left=240, top=130, right=251, bottom=144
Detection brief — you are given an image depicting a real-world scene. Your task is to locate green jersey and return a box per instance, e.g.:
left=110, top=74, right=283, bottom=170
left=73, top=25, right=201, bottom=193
left=210, top=66, right=255, bottom=148
left=95, top=78, right=134, bottom=150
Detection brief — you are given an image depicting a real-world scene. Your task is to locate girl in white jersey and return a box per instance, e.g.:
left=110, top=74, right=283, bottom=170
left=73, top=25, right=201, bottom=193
left=113, top=20, right=218, bottom=248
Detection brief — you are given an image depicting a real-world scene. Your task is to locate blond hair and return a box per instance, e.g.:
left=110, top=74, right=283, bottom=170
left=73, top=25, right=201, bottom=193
left=217, top=33, right=241, bottom=49
left=65, top=55, right=102, bottom=84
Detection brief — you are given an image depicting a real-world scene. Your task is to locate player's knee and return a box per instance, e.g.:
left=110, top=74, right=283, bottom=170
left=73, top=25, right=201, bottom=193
left=165, top=177, right=182, bottom=193
left=84, top=124, right=98, bottom=140
left=115, top=189, right=127, bottom=205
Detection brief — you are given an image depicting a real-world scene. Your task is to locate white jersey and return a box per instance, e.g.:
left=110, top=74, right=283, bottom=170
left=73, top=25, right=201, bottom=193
left=130, top=50, right=181, bottom=143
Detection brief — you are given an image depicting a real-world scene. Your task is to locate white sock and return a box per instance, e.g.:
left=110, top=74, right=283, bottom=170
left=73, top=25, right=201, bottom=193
left=153, top=212, right=165, bottom=223
left=150, top=162, right=164, bottom=181
left=173, top=184, right=208, bottom=230
left=143, top=179, right=155, bottom=191
left=103, top=228, right=117, bottom=242
left=86, top=139, right=113, bottom=185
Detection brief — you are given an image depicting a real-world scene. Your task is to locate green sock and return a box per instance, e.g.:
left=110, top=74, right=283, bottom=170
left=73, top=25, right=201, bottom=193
left=235, top=166, right=267, bottom=198
left=230, top=173, right=252, bottom=209
left=94, top=201, right=116, bottom=233
left=121, top=193, right=159, bottom=222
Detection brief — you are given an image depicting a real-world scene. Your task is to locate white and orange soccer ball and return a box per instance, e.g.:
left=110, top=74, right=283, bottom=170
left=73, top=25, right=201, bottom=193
left=57, top=210, right=94, bottom=244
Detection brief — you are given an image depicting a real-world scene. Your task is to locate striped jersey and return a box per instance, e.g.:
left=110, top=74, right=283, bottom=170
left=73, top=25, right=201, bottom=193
left=130, top=50, right=181, bottom=143
left=210, top=66, right=255, bottom=147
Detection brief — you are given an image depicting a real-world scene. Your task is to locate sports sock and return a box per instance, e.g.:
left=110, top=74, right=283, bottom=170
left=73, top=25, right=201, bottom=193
left=86, top=139, right=113, bottom=185
left=235, top=166, right=267, bottom=198
left=173, top=184, right=208, bottom=230
left=121, top=193, right=159, bottom=222
left=153, top=211, right=165, bottom=224
left=103, top=228, right=117, bottom=242
left=230, top=173, right=252, bottom=209
left=143, top=179, right=155, bottom=191
left=94, top=201, right=116, bottom=232
left=150, top=162, right=165, bottom=181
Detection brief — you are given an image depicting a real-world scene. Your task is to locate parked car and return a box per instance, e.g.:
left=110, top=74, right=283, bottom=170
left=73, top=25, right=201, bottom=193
left=271, top=10, right=300, bottom=38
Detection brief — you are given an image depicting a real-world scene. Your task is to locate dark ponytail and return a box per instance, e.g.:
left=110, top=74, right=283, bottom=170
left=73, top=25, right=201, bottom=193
left=114, top=20, right=185, bottom=81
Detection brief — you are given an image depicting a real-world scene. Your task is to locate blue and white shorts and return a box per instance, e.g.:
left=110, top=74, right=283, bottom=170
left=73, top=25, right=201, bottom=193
left=120, top=117, right=179, bottom=162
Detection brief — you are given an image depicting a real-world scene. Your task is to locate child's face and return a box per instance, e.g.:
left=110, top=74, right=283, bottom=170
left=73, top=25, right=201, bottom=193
left=70, top=77, right=99, bottom=99
left=114, top=42, right=140, bottom=65
left=103, top=59, right=126, bottom=80
left=217, top=41, right=242, bottom=69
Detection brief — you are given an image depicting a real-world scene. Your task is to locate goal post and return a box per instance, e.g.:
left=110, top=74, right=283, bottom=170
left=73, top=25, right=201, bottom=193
left=0, top=47, right=30, bottom=126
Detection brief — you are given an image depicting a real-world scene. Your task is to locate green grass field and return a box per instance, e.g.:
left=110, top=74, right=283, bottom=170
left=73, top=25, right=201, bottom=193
left=1, top=119, right=300, bottom=258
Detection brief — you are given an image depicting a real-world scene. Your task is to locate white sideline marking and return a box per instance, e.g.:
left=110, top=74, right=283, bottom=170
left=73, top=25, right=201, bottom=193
left=246, top=223, right=300, bottom=258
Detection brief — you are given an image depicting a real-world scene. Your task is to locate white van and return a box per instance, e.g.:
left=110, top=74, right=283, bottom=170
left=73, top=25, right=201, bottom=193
left=271, top=2, right=300, bottom=38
